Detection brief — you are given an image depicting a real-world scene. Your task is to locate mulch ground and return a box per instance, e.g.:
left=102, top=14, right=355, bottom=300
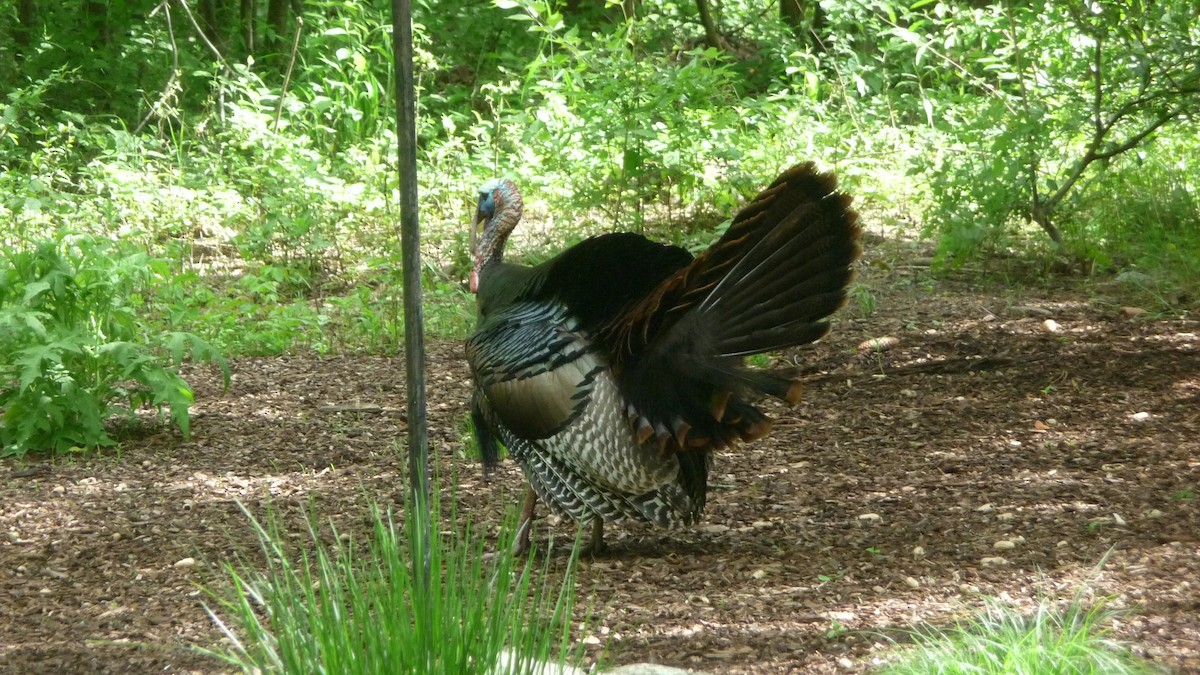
left=2, top=238, right=1198, bottom=674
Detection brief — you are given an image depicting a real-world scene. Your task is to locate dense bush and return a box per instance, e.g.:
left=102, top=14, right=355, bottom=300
left=0, top=237, right=228, bottom=456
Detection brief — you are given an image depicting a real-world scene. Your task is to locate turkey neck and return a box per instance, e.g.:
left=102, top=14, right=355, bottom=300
left=472, top=180, right=523, bottom=293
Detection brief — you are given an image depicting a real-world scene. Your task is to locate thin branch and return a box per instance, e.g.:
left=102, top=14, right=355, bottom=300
left=274, top=17, right=303, bottom=130
left=172, top=0, right=227, bottom=64
left=1003, top=1, right=1062, bottom=247
left=1092, top=31, right=1102, bottom=141
left=135, top=0, right=180, bottom=135
left=1003, top=7, right=1037, bottom=190
left=1094, top=103, right=1188, bottom=161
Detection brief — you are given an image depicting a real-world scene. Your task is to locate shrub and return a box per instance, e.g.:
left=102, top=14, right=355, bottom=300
left=0, top=237, right=228, bottom=456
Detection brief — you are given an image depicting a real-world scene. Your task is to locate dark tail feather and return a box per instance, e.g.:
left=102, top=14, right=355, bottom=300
left=471, top=391, right=502, bottom=471
left=605, top=162, right=859, bottom=454
left=701, top=174, right=859, bottom=356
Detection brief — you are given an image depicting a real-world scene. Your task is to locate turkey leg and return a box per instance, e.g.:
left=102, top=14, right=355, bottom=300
left=513, top=486, right=538, bottom=555
left=587, top=517, right=606, bottom=554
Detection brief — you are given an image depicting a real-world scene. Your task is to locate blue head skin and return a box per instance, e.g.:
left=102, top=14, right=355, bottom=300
left=470, top=178, right=523, bottom=293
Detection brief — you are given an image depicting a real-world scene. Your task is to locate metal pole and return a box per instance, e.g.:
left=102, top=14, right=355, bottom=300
left=392, top=0, right=429, bottom=577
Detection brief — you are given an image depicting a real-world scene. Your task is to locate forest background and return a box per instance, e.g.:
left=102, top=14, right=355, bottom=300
left=0, top=0, right=1197, bottom=456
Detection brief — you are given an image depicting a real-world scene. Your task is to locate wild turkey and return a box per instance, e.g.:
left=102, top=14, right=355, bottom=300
left=465, top=162, right=861, bottom=553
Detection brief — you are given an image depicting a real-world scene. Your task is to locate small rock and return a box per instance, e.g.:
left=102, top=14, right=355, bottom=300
left=173, top=558, right=196, bottom=569
left=582, top=635, right=601, bottom=646
left=1147, top=509, right=1164, bottom=519
left=981, top=556, right=1009, bottom=567
left=1130, top=412, right=1152, bottom=422
left=993, top=540, right=1016, bottom=551
left=857, top=513, right=881, bottom=523
left=51, top=485, right=65, bottom=495
left=837, top=657, right=855, bottom=670
left=904, top=576, right=920, bottom=588
left=1119, top=306, right=1147, bottom=319
left=494, top=649, right=587, bottom=675
left=1113, top=513, right=1126, bottom=526
left=699, top=524, right=729, bottom=534
left=997, top=512, right=1015, bottom=522
left=751, top=569, right=768, bottom=580
left=976, top=503, right=995, bottom=513
left=872, top=585, right=886, bottom=594
left=912, top=546, right=925, bottom=558
left=1042, top=319, right=1060, bottom=333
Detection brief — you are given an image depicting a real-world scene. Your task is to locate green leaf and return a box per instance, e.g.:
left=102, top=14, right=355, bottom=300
left=21, top=280, right=52, bottom=304
left=15, top=339, right=80, bottom=390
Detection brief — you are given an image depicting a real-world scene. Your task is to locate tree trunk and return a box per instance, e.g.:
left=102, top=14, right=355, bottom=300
left=14, top=0, right=37, bottom=59
left=199, top=0, right=225, bottom=55
left=267, top=0, right=289, bottom=50
left=84, top=0, right=110, bottom=47
left=695, top=0, right=724, bottom=50
left=241, top=0, right=256, bottom=57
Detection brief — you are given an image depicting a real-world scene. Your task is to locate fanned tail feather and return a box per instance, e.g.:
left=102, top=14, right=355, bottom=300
left=606, top=162, right=861, bottom=453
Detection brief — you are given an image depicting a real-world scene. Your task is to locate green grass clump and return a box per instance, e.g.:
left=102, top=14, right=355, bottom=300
left=203, top=496, right=585, bottom=675
left=880, top=596, right=1163, bottom=675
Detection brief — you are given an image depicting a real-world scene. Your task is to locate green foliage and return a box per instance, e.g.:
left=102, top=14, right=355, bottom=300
left=1062, top=145, right=1200, bottom=287
left=913, top=0, right=1200, bottom=263
left=880, top=595, right=1163, bottom=675
left=0, top=237, right=228, bottom=457
left=0, top=0, right=182, bottom=123
left=849, top=282, right=877, bottom=318
left=204, top=495, right=585, bottom=674
left=484, top=0, right=824, bottom=228
left=2, top=0, right=1198, bottom=380
left=285, top=1, right=398, bottom=150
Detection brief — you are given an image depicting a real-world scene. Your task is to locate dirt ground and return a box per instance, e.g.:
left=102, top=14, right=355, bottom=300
left=2, top=237, right=1198, bottom=674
